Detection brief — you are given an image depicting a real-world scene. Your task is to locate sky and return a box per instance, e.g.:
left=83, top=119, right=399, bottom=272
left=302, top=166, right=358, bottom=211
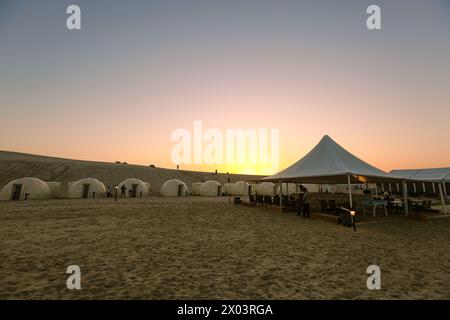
left=0, top=0, right=449, bottom=175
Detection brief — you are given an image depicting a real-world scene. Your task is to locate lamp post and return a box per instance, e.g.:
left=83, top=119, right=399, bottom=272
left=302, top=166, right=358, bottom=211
left=350, top=210, right=356, bottom=232
left=114, top=185, right=118, bottom=202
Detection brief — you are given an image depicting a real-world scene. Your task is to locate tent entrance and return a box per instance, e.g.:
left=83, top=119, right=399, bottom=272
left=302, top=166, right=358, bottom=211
left=177, top=184, right=183, bottom=197
left=131, top=184, right=138, bottom=197
left=10, top=184, right=22, bottom=201
left=82, top=184, right=90, bottom=199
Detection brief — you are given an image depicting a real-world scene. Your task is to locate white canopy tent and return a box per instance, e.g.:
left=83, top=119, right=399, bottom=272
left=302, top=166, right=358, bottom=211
left=389, top=168, right=450, bottom=214
left=261, top=135, right=408, bottom=212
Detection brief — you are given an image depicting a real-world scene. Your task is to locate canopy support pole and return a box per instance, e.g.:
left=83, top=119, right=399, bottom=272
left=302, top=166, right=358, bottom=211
left=388, top=183, right=392, bottom=193
left=432, top=183, right=436, bottom=194
left=442, top=181, right=447, bottom=200
left=279, top=179, right=283, bottom=208
left=442, top=173, right=450, bottom=199
left=422, top=182, right=426, bottom=193
left=243, top=180, right=247, bottom=203
left=402, top=180, right=408, bottom=217
left=347, top=173, right=353, bottom=209
left=438, top=183, right=447, bottom=215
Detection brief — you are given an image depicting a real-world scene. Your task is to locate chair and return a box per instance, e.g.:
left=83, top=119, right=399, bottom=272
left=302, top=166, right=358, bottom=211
left=319, top=200, right=328, bottom=213
left=328, top=200, right=337, bottom=214
left=273, top=196, right=280, bottom=206
left=255, top=195, right=264, bottom=206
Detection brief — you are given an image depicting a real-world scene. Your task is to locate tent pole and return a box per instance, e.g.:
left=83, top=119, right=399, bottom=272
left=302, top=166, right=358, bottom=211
left=381, top=183, right=385, bottom=192
left=442, top=173, right=450, bottom=199
left=347, top=173, right=353, bottom=209
left=279, top=179, right=283, bottom=208
left=438, top=183, right=447, bottom=215
left=243, top=180, right=247, bottom=203
left=413, top=183, right=416, bottom=194
left=402, top=180, right=408, bottom=217
left=388, top=183, right=392, bottom=193
left=442, top=181, right=447, bottom=200
left=375, top=183, right=378, bottom=195
left=422, top=182, right=426, bottom=193
left=432, top=183, right=436, bottom=194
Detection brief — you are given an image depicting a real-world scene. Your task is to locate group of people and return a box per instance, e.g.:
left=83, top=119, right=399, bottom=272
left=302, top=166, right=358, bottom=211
left=105, top=185, right=133, bottom=198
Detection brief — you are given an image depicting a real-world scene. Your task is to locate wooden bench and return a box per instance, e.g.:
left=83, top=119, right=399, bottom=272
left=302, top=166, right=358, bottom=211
left=241, top=201, right=257, bottom=207
left=408, top=212, right=428, bottom=223
left=311, top=212, right=341, bottom=224
left=270, top=206, right=289, bottom=214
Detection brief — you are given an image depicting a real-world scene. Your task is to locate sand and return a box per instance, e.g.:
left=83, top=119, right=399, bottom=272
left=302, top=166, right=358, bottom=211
left=0, top=197, right=449, bottom=300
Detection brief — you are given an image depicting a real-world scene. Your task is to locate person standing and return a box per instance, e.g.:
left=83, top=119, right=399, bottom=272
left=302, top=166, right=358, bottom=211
left=297, top=186, right=304, bottom=216
left=120, top=184, right=127, bottom=198
left=302, top=186, right=310, bottom=218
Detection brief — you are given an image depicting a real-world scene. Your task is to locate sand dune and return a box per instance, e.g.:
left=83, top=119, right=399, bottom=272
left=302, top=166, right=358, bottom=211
left=0, top=151, right=262, bottom=193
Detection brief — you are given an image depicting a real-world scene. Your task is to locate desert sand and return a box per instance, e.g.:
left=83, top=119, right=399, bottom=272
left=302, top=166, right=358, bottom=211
left=0, top=196, right=449, bottom=300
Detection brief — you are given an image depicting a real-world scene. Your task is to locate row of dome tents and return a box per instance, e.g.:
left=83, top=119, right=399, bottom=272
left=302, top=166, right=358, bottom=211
left=0, top=177, right=152, bottom=201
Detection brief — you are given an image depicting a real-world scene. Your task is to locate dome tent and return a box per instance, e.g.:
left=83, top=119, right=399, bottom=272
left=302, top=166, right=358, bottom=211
left=255, top=182, right=276, bottom=196
left=117, top=178, right=150, bottom=197
left=191, top=182, right=203, bottom=195
left=222, top=183, right=234, bottom=195
left=160, top=179, right=188, bottom=197
left=199, top=180, right=222, bottom=196
left=230, top=181, right=250, bottom=196
left=0, top=177, right=51, bottom=201
left=277, top=183, right=298, bottom=195
left=68, top=178, right=106, bottom=199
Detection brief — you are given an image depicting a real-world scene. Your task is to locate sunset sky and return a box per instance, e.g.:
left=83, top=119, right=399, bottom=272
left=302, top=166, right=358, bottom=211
left=1, top=0, right=449, bottom=175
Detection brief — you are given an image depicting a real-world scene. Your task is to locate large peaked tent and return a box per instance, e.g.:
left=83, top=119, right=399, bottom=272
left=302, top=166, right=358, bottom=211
left=261, top=135, right=405, bottom=210
left=262, top=135, right=390, bottom=184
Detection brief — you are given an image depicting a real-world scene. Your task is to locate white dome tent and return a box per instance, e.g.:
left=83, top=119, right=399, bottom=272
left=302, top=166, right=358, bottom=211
left=223, top=183, right=234, bottom=195
left=160, top=179, right=188, bottom=197
left=231, top=181, right=250, bottom=196
left=277, top=183, right=297, bottom=195
left=0, top=177, right=51, bottom=201
left=191, top=182, right=203, bottom=196
left=199, top=180, right=222, bottom=196
left=255, top=182, right=276, bottom=196
left=68, top=178, right=106, bottom=199
left=117, top=178, right=150, bottom=197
